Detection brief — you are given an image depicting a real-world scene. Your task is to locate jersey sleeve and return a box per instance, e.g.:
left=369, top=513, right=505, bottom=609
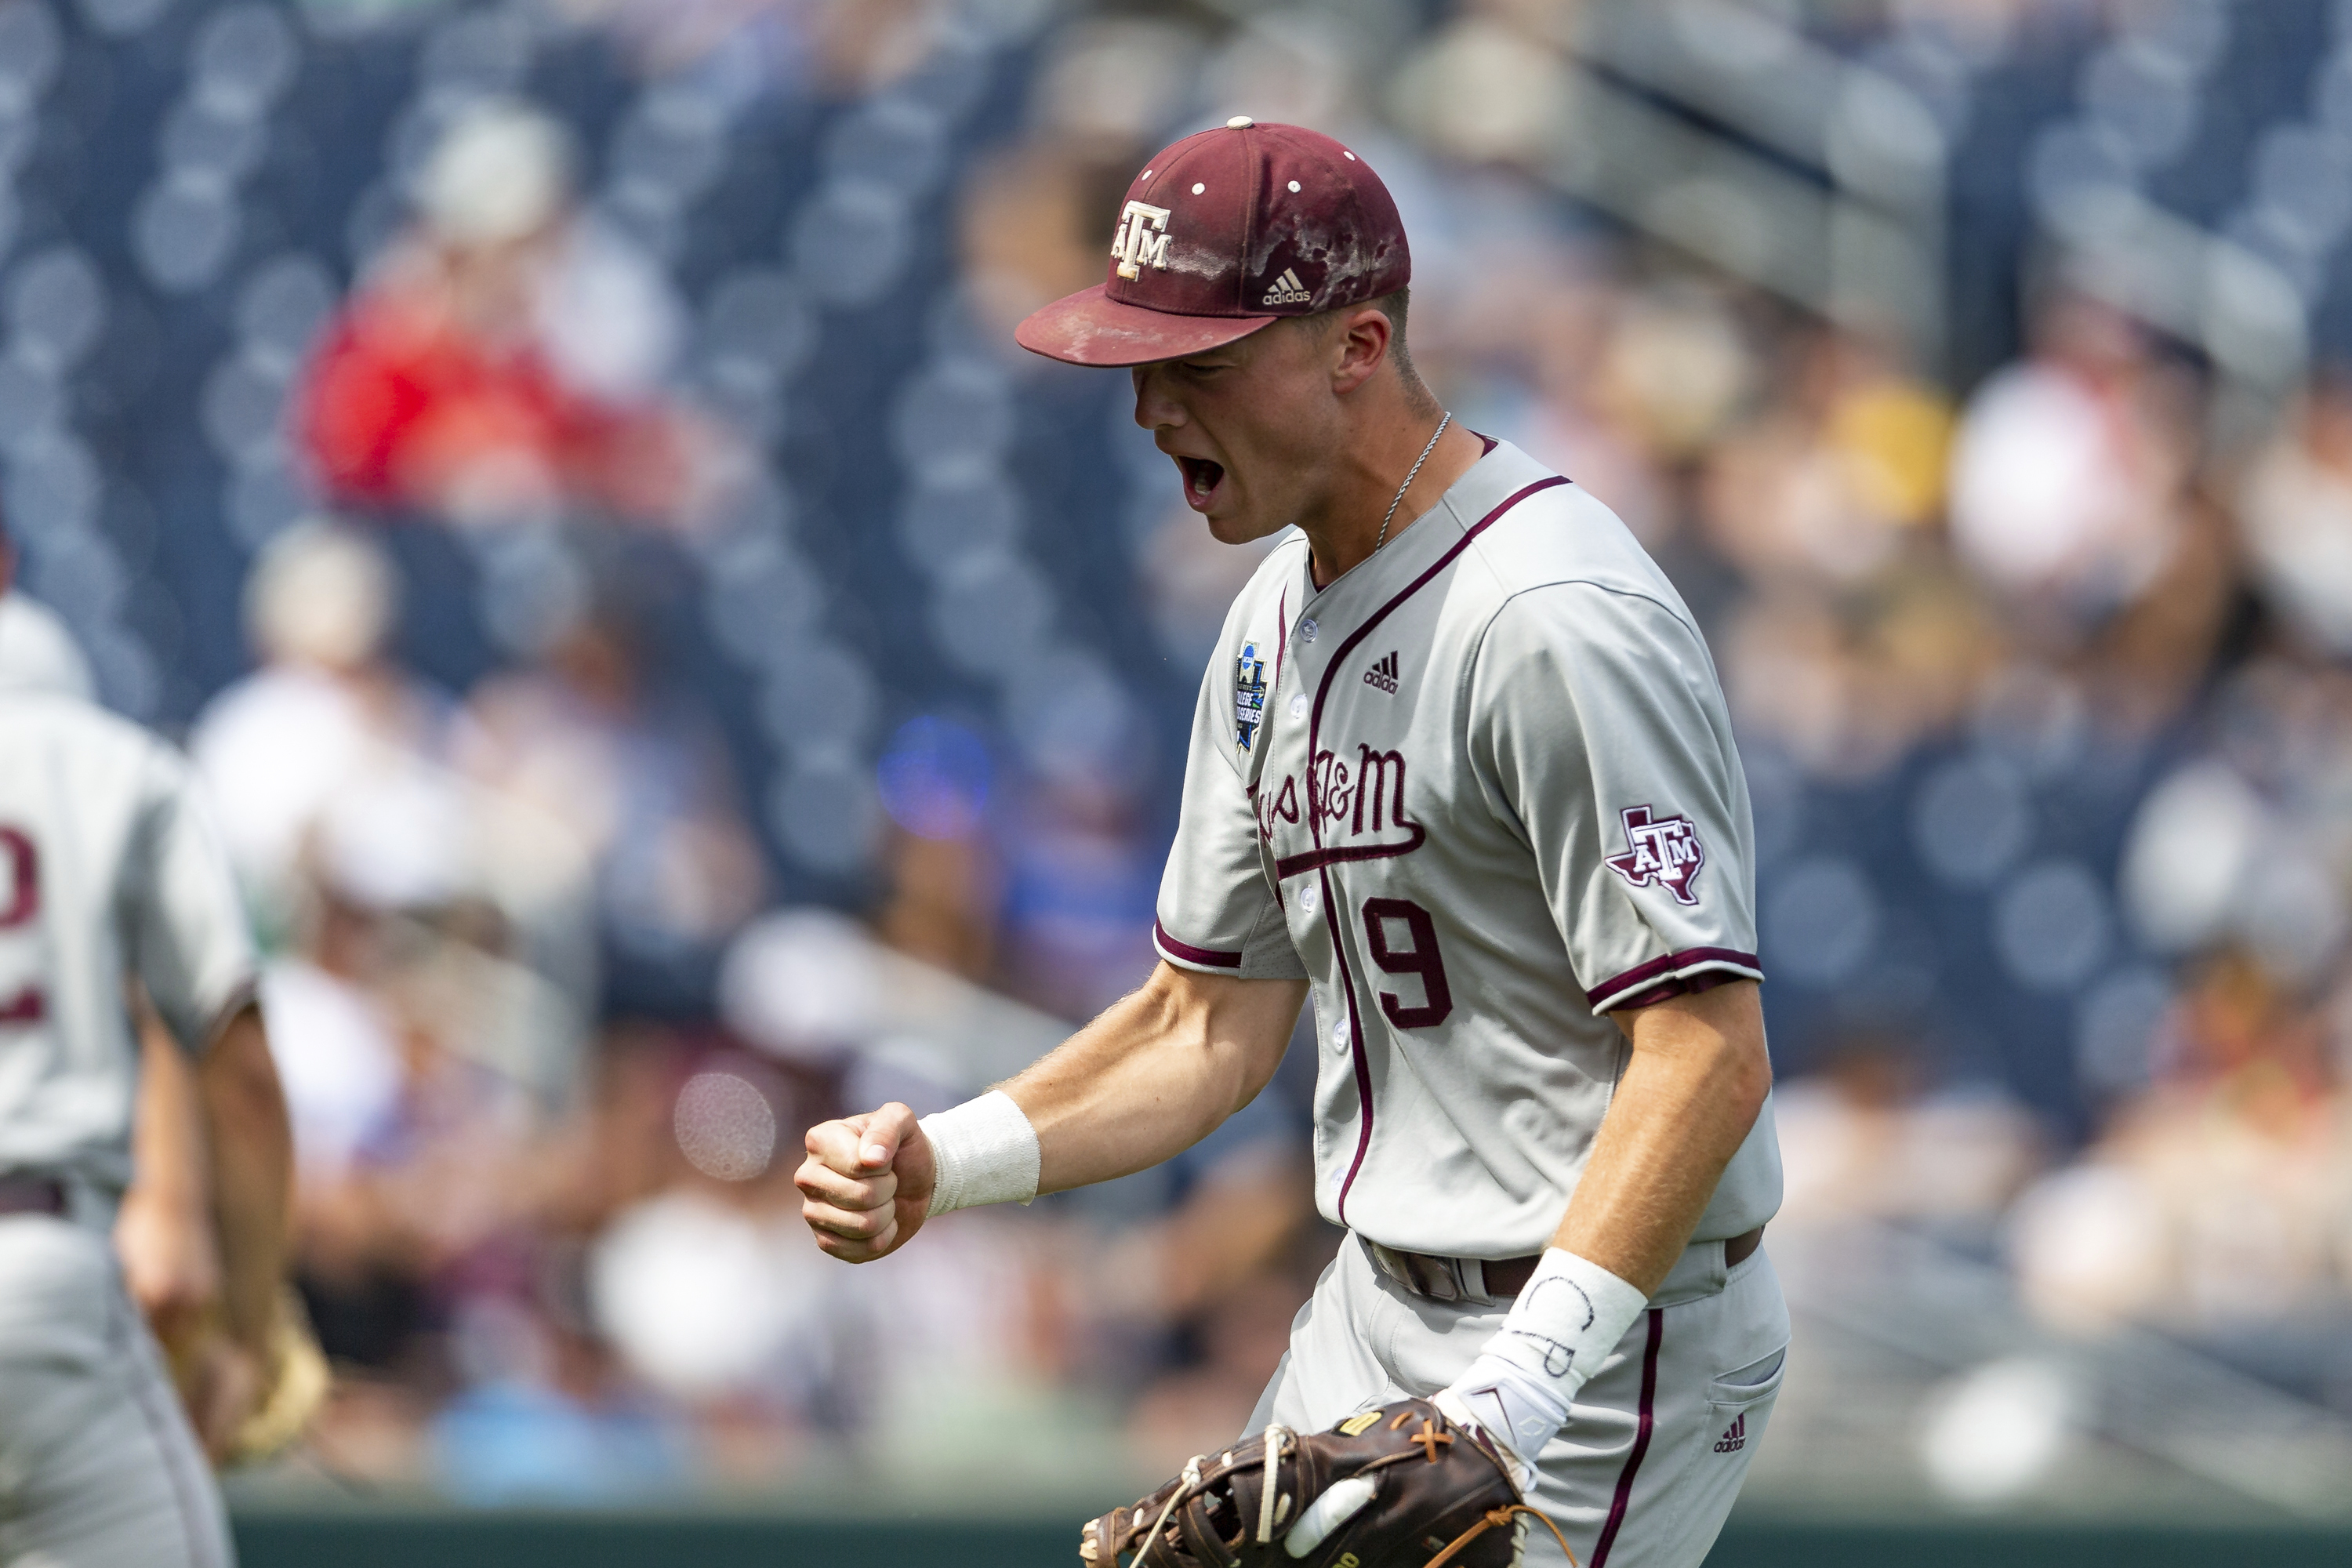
left=1152, top=631, right=1306, bottom=982
left=1467, top=583, right=1762, bottom=1013
left=125, top=742, right=260, bottom=1053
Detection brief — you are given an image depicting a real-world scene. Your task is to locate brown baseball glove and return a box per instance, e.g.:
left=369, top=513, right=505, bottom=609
left=1080, top=1397, right=1573, bottom=1568
left=161, top=1287, right=332, bottom=1468
left=225, top=1290, right=332, bottom=1467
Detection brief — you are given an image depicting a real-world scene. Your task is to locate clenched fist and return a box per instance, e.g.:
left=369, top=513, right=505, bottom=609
left=795, top=1102, right=936, bottom=1262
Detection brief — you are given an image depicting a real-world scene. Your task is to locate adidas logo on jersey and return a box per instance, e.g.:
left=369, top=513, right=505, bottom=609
left=1362, top=651, right=1399, bottom=694
left=1261, top=267, right=1312, bottom=306
left=1714, top=1414, right=1747, bottom=1454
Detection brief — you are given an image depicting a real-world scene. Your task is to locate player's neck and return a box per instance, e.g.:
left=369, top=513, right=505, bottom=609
left=1299, top=408, right=1484, bottom=590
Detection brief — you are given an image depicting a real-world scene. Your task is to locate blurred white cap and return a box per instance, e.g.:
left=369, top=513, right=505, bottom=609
left=588, top=1189, right=819, bottom=1399
left=419, top=100, right=573, bottom=247
left=316, top=762, right=468, bottom=910
left=718, top=906, right=884, bottom=1059
left=1918, top=1356, right=2075, bottom=1504
left=720, top=905, right=1073, bottom=1085
left=245, top=521, right=397, bottom=671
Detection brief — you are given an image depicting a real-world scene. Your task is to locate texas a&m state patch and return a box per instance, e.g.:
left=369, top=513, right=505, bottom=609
left=1605, top=804, right=1705, bottom=906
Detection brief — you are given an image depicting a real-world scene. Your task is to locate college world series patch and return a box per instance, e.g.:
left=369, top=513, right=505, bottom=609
left=1234, top=641, right=1268, bottom=753
left=1605, top=804, right=1706, bottom=906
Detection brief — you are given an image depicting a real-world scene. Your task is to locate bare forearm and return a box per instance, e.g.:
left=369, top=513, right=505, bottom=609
left=1438, top=985, right=1769, bottom=1478
left=118, top=1006, right=224, bottom=1340
left=197, top=1005, right=293, bottom=1350
left=1552, top=981, right=1770, bottom=1294
left=127, top=1008, right=210, bottom=1225
left=798, top=964, right=1304, bottom=1263
left=1009, top=964, right=1306, bottom=1193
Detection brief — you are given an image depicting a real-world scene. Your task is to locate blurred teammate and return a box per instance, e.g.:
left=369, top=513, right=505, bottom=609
left=0, top=513, right=294, bottom=1566
left=800, top=122, right=1786, bottom=1566
left=0, top=542, right=93, bottom=703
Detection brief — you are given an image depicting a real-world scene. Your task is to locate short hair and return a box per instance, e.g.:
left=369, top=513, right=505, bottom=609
left=1312, top=287, right=1438, bottom=414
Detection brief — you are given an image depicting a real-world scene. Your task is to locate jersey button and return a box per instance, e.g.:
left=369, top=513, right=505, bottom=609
left=1298, top=618, right=1318, bottom=643
left=1331, top=1018, right=1350, bottom=1048
left=1298, top=884, right=1321, bottom=915
left=1288, top=691, right=1307, bottom=719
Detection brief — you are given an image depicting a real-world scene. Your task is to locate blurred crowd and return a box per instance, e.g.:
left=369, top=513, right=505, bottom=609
left=125, top=5, right=1308, bottom=1496
left=176, top=500, right=1308, bottom=1494
left=7, top=0, right=2352, bottom=1508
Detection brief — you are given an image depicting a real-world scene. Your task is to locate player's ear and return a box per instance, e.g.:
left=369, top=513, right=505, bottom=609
left=1330, top=307, right=1392, bottom=397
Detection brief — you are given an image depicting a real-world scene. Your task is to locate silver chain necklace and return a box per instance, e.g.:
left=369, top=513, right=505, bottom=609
left=1374, top=412, right=1452, bottom=554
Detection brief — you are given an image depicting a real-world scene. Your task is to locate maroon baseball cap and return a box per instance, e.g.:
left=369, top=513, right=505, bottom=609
left=1014, top=118, right=1411, bottom=368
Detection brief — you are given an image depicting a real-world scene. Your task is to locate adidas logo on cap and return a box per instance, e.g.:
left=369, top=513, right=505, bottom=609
left=1713, top=1414, right=1747, bottom=1454
left=1261, top=267, right=1312, bottom=306
left=1363, top=651, right=1399, bottom=694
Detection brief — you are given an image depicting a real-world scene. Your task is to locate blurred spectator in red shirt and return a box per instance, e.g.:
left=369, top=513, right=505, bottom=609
left=298, top=100, right=736, bottom=532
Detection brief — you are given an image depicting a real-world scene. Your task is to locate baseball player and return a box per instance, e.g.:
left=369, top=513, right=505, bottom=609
left=798, top=122, right=1785, bottom=1567
left=0, top=511, right=295, bottom=1568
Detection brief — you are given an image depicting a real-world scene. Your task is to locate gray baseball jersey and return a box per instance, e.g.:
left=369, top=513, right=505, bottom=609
left=1154, top=439, right=1780, bottom=1258
left=0, top=691, right=257, bottom=1194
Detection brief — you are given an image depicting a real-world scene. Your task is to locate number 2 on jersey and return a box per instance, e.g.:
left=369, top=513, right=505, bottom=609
left=0, top=826, right=45, bottom=1025
left=1360, top=896, right=1452, bottom=1029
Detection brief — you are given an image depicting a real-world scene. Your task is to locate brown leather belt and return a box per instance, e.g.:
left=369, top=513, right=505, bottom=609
left=1368, top=1225, right=1766, bottom=1305
left=0, top=1176, right=66, bottom=1218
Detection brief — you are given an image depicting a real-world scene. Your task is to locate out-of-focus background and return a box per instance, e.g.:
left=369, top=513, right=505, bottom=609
left=8, top=0, right=2352, bottom=1556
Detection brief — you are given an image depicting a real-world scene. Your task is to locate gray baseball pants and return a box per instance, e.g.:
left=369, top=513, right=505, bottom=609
left=0, top=1215, right=234, bottom=1568
left=1249, top=1233, right=1789, bottom=1568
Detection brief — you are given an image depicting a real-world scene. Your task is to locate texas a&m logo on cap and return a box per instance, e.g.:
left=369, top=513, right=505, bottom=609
left=1112, top=200, right=1172, bottom=280
left=1605, top=804, right=1706, bottom=906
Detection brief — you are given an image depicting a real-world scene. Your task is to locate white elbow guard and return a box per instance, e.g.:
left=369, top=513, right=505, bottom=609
left=916, top=1090, right=1041, bottom=1217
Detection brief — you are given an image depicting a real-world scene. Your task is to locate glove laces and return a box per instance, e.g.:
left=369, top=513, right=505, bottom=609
left=1257, top=1425, right=1290, bottom=1544
left=1422, top=1502, right=1577, bottom=1568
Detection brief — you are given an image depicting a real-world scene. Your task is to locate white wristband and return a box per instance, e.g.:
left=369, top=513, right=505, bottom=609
left=917, top=1091, right=1040, bottom=1217
left=1487, top=1248, right=1649, bottom=1392
left=1440, top=1249, right=1648, bottom=1473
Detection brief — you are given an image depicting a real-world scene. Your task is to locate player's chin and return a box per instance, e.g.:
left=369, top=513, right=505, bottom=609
left=1199, top=491, right=1284, bottom=548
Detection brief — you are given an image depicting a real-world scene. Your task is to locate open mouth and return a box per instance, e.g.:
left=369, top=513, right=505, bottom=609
left=1175, top=455, right=1226, bottom=510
